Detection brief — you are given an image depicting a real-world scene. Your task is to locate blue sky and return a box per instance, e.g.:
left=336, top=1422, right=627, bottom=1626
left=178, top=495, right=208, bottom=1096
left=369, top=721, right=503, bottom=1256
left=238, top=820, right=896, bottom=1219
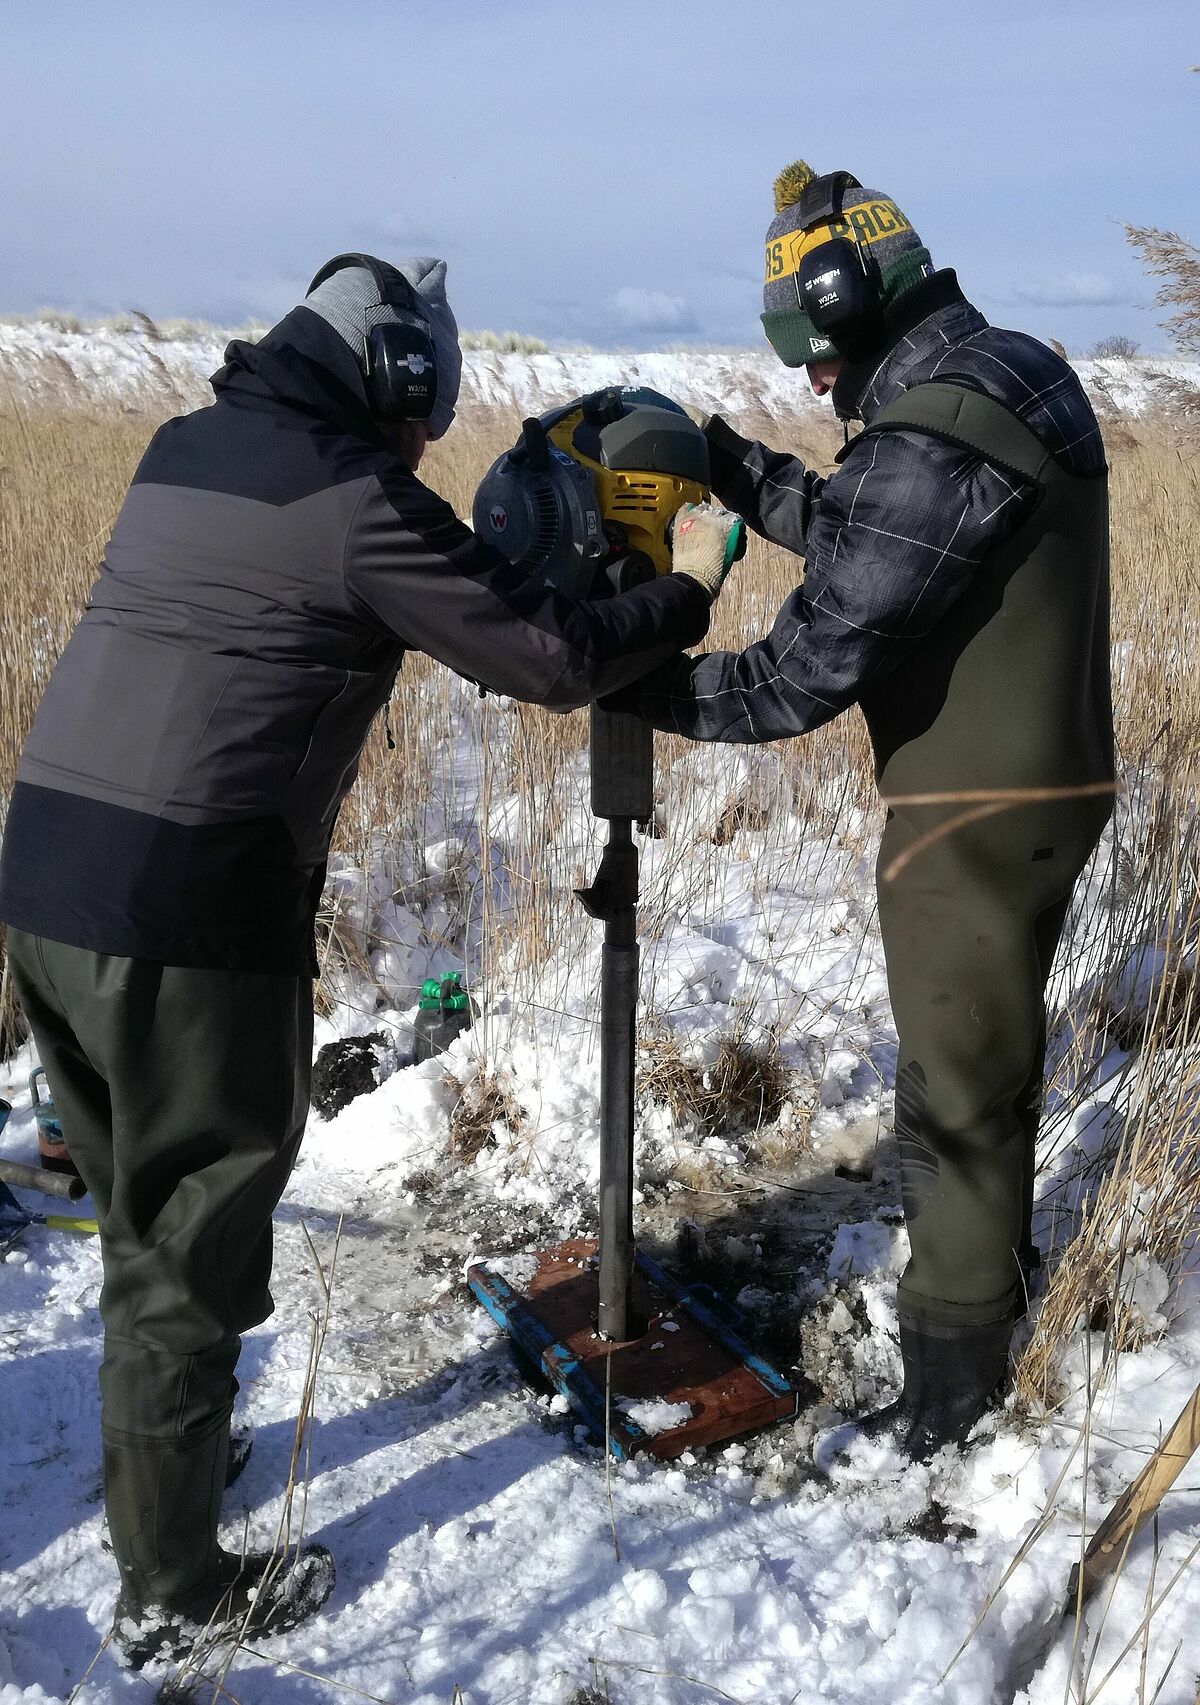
left=1, top=0, right=1195, bottom=353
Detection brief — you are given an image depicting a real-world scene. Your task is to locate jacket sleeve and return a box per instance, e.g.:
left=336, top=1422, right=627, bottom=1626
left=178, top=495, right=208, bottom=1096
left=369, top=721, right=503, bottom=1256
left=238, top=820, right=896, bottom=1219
left=342, top=465, right=711, bottom=710
left=704, top=413, right=827, bottom=554
left=623, top=427, right=1036, bottom=743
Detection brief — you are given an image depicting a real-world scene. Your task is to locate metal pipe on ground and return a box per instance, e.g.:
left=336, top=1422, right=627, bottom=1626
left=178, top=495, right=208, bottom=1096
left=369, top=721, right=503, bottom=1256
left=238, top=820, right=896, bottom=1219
left=0, top=1156, right=87, bottom=1200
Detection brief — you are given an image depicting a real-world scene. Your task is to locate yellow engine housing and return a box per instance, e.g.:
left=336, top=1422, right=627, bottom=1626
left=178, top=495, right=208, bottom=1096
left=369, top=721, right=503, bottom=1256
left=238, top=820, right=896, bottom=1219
left=546, top=406, right=709, bottom=577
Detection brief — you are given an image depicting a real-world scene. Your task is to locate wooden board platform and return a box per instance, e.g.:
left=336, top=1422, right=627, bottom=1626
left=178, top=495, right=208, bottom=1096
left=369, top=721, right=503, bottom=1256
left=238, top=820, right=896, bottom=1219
left=467, top=1238, right=797, bottom=1460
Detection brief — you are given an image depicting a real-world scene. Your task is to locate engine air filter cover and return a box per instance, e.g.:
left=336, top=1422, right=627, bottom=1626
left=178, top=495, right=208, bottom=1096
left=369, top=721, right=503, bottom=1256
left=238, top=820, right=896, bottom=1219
left=473, top=439, right=606, bottom=600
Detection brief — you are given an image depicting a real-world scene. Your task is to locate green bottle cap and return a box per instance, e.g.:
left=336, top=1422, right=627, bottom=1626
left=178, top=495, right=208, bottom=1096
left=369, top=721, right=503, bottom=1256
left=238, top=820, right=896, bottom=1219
left=418, top=971, right=468, bottom=1012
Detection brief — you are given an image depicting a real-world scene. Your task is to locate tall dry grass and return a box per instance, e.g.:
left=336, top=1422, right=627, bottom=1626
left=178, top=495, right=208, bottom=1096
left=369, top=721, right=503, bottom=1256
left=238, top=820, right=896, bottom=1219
left=1, top=380, right=1198, bottom=1405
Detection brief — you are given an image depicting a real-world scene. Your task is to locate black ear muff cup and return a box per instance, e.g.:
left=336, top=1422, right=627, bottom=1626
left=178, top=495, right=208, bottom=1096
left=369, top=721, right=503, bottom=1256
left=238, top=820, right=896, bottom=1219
left=799, top=239, right=871, bottom=340
left=798, top=237, right=884, bottom=360
left=366, top=321, right=438, bottom=421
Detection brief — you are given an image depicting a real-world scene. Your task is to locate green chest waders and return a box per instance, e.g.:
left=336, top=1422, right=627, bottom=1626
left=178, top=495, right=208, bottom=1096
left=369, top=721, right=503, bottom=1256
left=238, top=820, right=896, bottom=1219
left=853, top=384, right=1114, bottom=1328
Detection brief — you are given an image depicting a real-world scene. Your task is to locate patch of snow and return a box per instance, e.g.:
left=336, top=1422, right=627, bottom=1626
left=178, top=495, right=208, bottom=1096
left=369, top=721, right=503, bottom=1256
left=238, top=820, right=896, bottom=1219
left=828, top=1218, right=907, bottom=1283
left=619, top=1396, right=694, bottom=1436
left=487, top=1251, right=541, bottom=1287
left=2, top=317, right=1195, bottom=425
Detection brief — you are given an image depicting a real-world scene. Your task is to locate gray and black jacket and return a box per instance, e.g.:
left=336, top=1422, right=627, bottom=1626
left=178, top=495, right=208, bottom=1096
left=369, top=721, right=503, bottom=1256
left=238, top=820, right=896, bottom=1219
left=0, top=310, right=709, bottom=973
left=623, top=270, right=1106, bottom=743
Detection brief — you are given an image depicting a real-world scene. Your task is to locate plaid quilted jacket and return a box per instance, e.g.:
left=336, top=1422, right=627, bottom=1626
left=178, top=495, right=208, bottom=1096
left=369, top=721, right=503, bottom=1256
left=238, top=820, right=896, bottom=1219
left=626, top=269, right=1106, bottom=743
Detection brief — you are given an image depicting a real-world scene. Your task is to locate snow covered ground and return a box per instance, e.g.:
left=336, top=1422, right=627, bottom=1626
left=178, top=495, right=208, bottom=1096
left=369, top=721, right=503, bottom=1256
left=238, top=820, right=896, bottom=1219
left=1, top=316, right=1197, bottom=422
left=2, top=725, right=1198, bottom=1704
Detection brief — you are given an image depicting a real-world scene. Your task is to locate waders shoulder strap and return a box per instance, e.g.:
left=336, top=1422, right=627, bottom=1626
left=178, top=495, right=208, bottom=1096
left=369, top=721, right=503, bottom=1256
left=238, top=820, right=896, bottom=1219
left=838, top=381, right=1057, bottom=487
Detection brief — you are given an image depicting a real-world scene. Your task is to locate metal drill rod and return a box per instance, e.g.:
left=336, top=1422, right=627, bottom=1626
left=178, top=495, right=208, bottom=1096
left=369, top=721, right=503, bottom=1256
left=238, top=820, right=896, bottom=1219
left=596, top=816, right=638, bottom=1340
left=578, top=706, right=654, bottom=1343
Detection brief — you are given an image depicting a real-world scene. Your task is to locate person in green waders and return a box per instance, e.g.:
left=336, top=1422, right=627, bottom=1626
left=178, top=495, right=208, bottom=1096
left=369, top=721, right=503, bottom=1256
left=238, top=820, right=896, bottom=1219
left=612, top=161, right=1114, bottom=1465
left=0, top=255, right=735, bottom=1666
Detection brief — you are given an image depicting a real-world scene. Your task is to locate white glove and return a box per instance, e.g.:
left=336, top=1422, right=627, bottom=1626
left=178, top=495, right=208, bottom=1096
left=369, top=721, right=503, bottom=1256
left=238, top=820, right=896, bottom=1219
left=670, top=502, right=745, bottom=601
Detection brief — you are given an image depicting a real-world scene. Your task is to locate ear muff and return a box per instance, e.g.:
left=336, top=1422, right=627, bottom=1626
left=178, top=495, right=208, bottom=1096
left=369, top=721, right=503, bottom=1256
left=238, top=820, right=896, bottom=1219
left=366, top=321, right=439, bottom=422
left=307, top=251, right=440, bottom=420
left=797, top=235, right=883, bottom=359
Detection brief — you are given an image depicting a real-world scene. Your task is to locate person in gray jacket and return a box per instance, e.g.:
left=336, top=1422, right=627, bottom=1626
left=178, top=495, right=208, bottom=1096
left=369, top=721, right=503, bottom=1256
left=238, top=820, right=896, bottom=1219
left=613, top=164, right=1114, bottom=1468
left=0, top=252, right=737, bottom=1664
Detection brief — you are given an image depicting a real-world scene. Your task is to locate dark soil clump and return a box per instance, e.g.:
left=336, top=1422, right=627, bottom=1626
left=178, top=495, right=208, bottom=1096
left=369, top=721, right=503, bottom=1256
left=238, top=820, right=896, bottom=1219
left=311, top=1031, right=387, bottom=1119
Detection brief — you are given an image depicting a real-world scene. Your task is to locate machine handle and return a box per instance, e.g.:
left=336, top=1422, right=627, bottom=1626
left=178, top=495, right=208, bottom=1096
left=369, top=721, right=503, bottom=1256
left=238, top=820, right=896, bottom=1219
left=517, top=417, right=550, bottom=472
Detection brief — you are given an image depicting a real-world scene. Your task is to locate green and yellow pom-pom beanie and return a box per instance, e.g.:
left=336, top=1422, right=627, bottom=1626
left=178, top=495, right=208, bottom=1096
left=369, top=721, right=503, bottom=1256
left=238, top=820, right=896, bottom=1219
left=761, top=160, right=933, bottom=366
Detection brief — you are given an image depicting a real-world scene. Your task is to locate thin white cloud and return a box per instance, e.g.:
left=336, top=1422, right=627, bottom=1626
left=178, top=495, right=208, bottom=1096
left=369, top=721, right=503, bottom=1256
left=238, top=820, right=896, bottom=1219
left=611, top=286, right=698, bottom=334
left=1014, top=272, right=1126, bottom=308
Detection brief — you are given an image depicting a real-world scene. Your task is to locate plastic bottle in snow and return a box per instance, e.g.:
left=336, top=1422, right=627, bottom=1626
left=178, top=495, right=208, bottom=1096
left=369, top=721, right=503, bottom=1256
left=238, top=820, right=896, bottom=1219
left=30, top=1066, right=78, bottom=1177
left=414, top=973, right=472, bottom=1062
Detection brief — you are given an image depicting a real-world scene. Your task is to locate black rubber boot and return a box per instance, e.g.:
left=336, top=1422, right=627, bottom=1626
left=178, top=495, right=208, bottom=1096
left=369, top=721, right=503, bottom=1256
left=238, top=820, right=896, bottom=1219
left=104, top=1417, right=334, bottom=1670
left=818, top=1315, right=1013, bottom=1471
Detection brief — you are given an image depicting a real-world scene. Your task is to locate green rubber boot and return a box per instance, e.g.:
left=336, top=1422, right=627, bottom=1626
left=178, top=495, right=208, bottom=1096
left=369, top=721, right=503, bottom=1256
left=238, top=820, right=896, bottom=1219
left=104, top=1415, right=334, bottom=1669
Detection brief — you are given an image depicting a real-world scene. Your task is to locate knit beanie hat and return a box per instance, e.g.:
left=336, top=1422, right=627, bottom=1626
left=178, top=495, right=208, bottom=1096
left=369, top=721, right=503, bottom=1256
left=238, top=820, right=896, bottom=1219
left=761, top=161, right=933, bottom=366
left=304, top=256, right=462, bottom=438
